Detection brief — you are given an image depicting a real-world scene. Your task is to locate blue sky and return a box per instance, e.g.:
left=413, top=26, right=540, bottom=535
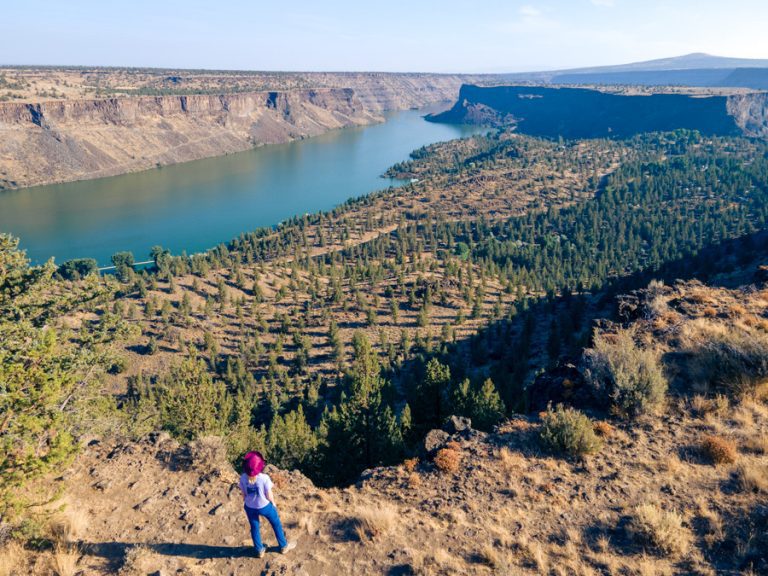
left=2, top=0, right=766, bottom=72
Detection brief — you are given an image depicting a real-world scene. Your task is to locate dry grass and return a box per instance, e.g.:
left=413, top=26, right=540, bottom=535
left=687, top=325, right=768, bottom=398
left=735, top=461, right=768, bottom=493
left=528, top=541, right=549, bottom=573
left=627, top=503, right=692, bottom=557
left=0, top=542, right=24, bottom=576
left=49, top=506, right=88, bottom=544
left=593, top=420, right=615, bottom=438
left=498, top=446, right=527, bottom=474
left=407, top=472, right=423, bottom=488
left=477, top=543, right=503, bottom=569
left=701, top=435, right=738, bottom=465
left=350, top=503, right=397, bottom=542
left=741, top=434, right=768, bottom=455
left=187, top=436, right=230, bottom=477
left=695, top=498, right=724, bottom=548
left=433, top=447, right=462, bottom=474
left=729, top=304, right=747, bottom=317
left=298, top=513, right=316, bottom=535
left=423, top=548, right=462, bottom=573
left=690, top=394, right=729, bottom=418
left=701, top=306, right=718, bottom=318
left=50, top=543, right=80, bottom=576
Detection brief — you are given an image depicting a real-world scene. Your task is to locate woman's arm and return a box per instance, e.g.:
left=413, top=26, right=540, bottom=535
left=266, top=487, right=276, bottom=505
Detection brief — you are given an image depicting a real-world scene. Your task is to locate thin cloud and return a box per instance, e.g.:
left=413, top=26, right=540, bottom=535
left=519, top=5, right=543, bottom=18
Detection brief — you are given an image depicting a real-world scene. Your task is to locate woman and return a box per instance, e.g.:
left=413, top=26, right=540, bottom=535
left=239, top=451, right=296, bottom=557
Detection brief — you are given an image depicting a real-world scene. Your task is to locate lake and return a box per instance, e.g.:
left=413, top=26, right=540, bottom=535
left=0, top=105, right=483, bottom=266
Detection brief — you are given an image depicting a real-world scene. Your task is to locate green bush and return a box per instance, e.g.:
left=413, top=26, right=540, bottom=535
left=584, top=328, right=667, bottom=417
left=539, top=404, right=602, bottom=457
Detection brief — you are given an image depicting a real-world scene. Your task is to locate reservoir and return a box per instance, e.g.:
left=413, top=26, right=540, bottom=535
left=0, top=105, right=481, bottom=266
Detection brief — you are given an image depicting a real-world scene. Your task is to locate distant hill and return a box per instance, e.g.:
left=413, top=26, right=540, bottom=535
left=503, top=53, right=768, bottom=89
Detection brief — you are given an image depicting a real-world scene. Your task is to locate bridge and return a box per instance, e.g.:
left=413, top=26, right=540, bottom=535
left=97, top=260, right=155, bottom=272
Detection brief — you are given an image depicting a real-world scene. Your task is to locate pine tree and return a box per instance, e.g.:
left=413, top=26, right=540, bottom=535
left=408, top=358, right=451, bottom=431
left=267, top=405, right=317, bottom=470
left=471, top=378, right=506, bottom=431
left=315, top=333, right=402, bottom=485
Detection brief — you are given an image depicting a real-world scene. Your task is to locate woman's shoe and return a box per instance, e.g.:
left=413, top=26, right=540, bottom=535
left=280, top=541, right=297, bottom=554
left=256, top=547, right=266, bottom=558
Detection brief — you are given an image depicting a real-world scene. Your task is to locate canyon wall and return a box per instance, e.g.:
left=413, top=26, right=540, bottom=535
left=0, top=89, right=379, bottom=189
left=727, top=92, right=768, bottom=137
left=0, top=74, right=475, bottom=190
left=430, top=84, right=768, bottom=139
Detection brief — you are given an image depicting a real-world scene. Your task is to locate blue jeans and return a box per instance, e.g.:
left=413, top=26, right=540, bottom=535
left=244, top=503, right=287, bottom=551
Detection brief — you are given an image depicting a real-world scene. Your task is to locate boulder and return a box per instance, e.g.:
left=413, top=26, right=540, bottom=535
left=443, top=415, right=472, bottom=435
left=422, top=429, right=450, bottom=455
left=527, top=362, right=603, bottom=413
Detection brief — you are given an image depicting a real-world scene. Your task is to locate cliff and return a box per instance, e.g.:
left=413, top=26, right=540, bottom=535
left=430, top=84, right=768, bottom=139
left=0, top=89, right=381, bottom=189
left=0, top=73, right=477, bottom=190
left=727, top=92, right=768, bottom=136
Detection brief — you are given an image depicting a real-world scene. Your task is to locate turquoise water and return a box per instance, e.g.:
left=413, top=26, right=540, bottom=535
left=0, top=105, right=483, bottom=266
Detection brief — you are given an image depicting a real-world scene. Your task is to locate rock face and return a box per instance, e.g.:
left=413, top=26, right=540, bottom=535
left=0, top=74, right=477, bottom=190
left=430, top=84, right=768, bottom=139
left=727, top=92, right=768, bottom=137
left=0, top=89, right=378, bottom=189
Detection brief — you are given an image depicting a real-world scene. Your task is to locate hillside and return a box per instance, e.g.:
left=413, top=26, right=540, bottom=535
left=502, top=53, right=768, bottom=88
left=429, top=84, right=768, bottom=138
left=2, top=116, right=768, bottom=574
left=10, top=274, right=768, bottom=575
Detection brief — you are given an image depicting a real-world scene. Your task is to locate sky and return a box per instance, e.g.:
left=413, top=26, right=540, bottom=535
left=2, top=0, right=767, bottom=73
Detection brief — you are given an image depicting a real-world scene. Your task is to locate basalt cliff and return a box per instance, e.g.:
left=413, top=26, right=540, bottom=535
left=429, top=84, right=768, bottom=139
left=0, top=74, right=474, bottom=190
left=0, top=89, right=377, bottom=190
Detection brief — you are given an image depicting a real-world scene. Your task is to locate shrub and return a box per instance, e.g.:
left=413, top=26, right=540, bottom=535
left=627, top=503, right=691, bottom=557
left=593, top=420, right=614, bottom=438
left=693, top=329, right=768, bottom=398
left=584, top=328, right=667, bottom=418
left=50, top=543, right=80, bottom=576
left=539, top=404, right=602, bottom=457
left=350, top=504, right=397, bottom=542
left=701, top=435, right=737, bottom=465
left=402, top=457, right=419, bottom=473
left=433, top=447, right=462, bottom=473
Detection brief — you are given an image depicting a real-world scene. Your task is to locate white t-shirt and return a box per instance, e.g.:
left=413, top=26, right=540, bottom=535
left=240, top=472, right=273, bottom=510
